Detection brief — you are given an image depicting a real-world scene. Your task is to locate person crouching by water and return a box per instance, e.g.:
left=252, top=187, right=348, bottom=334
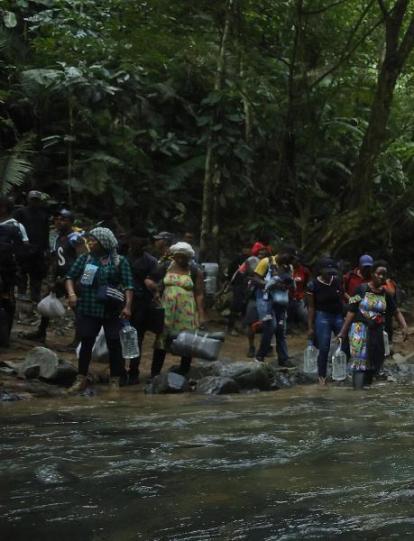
left=151, top=242, right=206, bottom=378
left=338, top=260, right=408, bottom=388
left=307, top=258, right=344, bottom=385
left=65, top=227, right=134, bottom=393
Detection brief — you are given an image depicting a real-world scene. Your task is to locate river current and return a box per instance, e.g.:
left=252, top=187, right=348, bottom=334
left=1, top=384, right=414, bottom=540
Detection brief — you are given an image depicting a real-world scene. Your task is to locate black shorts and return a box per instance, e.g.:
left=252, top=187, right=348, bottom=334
left=75, top=312, right=121, bottom=340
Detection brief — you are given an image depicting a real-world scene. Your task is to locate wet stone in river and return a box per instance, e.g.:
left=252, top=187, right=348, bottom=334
left=145, top=372, right=189, bottom=394
left=196, top=376, right=240, bottom=395
left=210, top=360, right=271, bottom=390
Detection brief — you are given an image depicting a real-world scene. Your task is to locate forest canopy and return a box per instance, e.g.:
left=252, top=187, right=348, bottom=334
left=1, top=0, right=414, bottom=265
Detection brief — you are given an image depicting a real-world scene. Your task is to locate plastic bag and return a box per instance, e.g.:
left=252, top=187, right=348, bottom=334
left=37, top=293, right=66, bottom=318
left=76, top=327, right=109, bottom=362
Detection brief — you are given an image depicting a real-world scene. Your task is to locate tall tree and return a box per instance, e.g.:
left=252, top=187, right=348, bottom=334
left=351, top=0, right=414, bottom=207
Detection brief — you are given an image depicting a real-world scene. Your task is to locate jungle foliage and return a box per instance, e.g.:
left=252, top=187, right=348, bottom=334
left=1, top=0, right=414, bottom=265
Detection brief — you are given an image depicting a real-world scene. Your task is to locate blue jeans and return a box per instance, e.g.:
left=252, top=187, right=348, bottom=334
left=314, top=311, right=343, bottom=377
left=256, top=291, right=288, bottom=362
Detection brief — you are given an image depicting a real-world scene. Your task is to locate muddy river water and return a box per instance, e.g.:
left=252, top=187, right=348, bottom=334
left=1, top=384, right=414, bottom=540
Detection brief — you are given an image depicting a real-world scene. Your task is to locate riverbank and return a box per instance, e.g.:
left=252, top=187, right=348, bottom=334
left=2, top=305, right=414, bottom=401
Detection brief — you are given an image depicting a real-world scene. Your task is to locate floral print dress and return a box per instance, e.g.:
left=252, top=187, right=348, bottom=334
left=349, top=290, right=387, bottom=371
left=161, top=271, right=197, bottom=342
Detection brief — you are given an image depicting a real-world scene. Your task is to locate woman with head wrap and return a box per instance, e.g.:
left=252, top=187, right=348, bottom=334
left=65, top=227, right=134, bottom=393
left=151, top=242, right=206, bottom=377
left=306, top=257, right=344, bottom=385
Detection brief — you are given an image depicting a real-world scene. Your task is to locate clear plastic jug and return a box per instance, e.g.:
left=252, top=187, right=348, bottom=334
left=303, top=341, right=318, bottom=374
left=120, top=321, right=139, bottom=359
left=332, top=341, right=347, bottom=381
left=383, top=331, right=390, bottom=357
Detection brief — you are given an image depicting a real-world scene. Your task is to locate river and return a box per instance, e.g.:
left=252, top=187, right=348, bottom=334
left=1, top=384, right=414, bottom=540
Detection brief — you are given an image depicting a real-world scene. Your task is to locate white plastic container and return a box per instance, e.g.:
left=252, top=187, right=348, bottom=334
left=383, top=331, right=390, bottom=357
left=120, top=321, right=139, bottom=359
left=303, top=342, right=318, bottom=374
left=332, top=343, right=347, bottom=381
left=201, top=263, right=219, bottom=295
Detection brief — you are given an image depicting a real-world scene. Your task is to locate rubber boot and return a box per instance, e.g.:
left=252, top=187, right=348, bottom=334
left=352, top=371, right=365, bottom=390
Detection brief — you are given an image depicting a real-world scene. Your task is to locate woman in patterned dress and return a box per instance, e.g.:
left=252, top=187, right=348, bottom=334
left=338, top=260, right=407, bottom=387
left=151, top=242, right=206, bottom=377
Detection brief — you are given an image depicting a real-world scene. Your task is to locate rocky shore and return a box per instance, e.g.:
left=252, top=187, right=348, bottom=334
left=1, top=345, right=414, bottom=402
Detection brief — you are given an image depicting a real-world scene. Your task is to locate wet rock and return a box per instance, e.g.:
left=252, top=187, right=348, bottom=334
left=210, top=360, right=270, bottom=390
left=187, top=360, right=215, bottom=380
left=18, top=347, right=77, bottom=385
left=271, top=372, right=293, bottom=389
left=145, top=372, right=189, bottom=394
left=197, top=376, right=239, bottom=395
left=0, top=390, right=23, bottom=401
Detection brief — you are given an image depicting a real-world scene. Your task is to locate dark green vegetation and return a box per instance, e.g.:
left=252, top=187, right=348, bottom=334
left=1, top=1, right=414, bottom=263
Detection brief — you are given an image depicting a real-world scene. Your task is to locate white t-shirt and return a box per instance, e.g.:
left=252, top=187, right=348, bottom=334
left=0, top=218, right=29, bottom=242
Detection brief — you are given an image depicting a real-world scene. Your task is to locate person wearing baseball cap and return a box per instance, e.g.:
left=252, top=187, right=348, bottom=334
left=153, top=231, right=174, bottom=262
left=24, top=209, right=86, bottom=343
left=343, top=254, right=374, bottom=301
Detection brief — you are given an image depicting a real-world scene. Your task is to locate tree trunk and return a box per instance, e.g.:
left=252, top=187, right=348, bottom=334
left=350, top=1, right=414, bottom=207
left=274, top=0, right=304, bottom=191
left=200, top=0, right=234, bottom=261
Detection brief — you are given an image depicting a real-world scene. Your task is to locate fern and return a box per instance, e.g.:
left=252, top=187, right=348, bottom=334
left=0, top=139, right=33, bottom=195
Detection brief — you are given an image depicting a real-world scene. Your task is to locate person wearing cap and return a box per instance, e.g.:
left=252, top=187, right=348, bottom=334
left=14, top=191, right=50, bottom=305
left=153, top=231, right=174, bottom=262
left=253, top=246, right=295, bottom=366
left=24, top=209, right=86, bottom=343
left=307, top=257, right=345, bottom=385
left=343, top=254, right=374, bottom=301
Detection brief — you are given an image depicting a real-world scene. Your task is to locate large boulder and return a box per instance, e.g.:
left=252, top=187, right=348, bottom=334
left=197, top=376, right=239, bottom=395
left=145, top=372, right=189, bottom=394
left=210, top=360, right=271, bottom=390
left=18, top=347, right=77, bottom=385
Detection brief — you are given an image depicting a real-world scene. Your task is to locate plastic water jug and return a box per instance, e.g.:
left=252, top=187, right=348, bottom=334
left=332, top=342, right=347, bottom=381
left=303, top=342, right=318, bottom=374
left=383, top=331, right=390, bottom=356
left=201, top=263, right=219, bottom=295
left=120, top=321, right=139, bottom=359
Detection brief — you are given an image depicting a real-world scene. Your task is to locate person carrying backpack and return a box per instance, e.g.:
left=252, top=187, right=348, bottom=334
left=14, top=191, right=50, bottom=306
left=151, top=242, right=206, bottom=378
left=0, top=196, right=25, bottom=346
left=253, top=248, right=295, bottom=366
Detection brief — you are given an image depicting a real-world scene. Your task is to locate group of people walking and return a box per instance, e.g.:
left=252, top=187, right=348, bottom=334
left=0, top=190, right=408, bottom=392
left=227, top=245, right=408, bottom=386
